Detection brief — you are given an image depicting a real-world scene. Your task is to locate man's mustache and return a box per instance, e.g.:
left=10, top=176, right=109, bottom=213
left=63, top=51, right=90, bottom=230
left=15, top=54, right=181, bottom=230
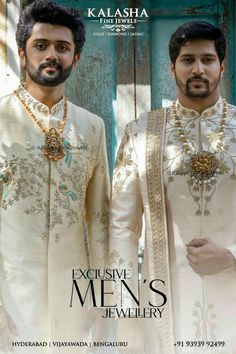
left=39, top=61, right=62, bottom=70
left=187, top=76, right=209, bottom=84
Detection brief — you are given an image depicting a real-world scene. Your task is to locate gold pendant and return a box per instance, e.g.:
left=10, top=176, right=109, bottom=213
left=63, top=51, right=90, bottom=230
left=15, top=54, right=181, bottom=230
left=44, top=128, right=65, bottom=161
left=190, top=151, right=219, bottom=182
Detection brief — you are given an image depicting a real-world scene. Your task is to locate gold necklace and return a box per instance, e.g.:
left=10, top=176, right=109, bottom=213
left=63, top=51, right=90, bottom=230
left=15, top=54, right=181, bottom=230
left=14, top=90, right=67, bottom=161
left=172, top=100, right=228, bottom=184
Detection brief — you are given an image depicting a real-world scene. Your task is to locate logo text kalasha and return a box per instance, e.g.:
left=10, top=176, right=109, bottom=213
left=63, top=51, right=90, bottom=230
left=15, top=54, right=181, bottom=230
left=88, top=8, right=148, bottom=18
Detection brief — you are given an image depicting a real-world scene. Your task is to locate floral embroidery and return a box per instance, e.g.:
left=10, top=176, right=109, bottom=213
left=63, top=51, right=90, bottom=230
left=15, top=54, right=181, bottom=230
left=171, top=155, right=230, bottom=216
left=112, top=170, right=132, bottom=198
left=109, top=249, right=125, bottom=268
left=41, top=231, right=48, bottom=241
left=59, top=184, right=78, bottom=201
left=192, top=301, right=217, bottom=340
left=115, top=130, right=134, bottom=169
left=109, top=249, right=137, bottom=306
left=1, top=138, right=97, bottom=233
left=112, top=129, right=137, bottom=197
left=164, top=103, right=236, bottom=215
left=17, top=84, right=64, bottom=116
left=92, top=209, right=109, bottom=240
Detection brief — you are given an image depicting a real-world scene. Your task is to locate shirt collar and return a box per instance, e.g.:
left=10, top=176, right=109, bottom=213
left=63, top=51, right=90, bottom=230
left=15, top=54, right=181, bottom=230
left=175, top=97, right=224, bottom=119
left=15, top=84, right=65, bottom=116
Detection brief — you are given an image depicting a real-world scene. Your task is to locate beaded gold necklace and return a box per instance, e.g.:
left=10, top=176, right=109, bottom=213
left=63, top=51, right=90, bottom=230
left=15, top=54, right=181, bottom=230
left=171, top=100, right=228, bottom=184
left=14, top=90, right=68, bottom=161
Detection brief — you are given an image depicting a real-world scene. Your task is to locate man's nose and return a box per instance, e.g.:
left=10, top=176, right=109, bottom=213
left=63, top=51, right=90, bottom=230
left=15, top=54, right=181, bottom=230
left=192, top=60, right=204, bottom=75
left=45, top=45, right=58, bottom=61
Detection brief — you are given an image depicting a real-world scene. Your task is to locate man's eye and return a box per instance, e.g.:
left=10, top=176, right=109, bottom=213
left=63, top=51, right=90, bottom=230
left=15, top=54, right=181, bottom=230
left=182, top=58, right=193, bottom=64
left=36, top=43, right=47, bottom=50
left=57, top=45, right=68, bottom=52
left=203, top=58, right=214, bottom=64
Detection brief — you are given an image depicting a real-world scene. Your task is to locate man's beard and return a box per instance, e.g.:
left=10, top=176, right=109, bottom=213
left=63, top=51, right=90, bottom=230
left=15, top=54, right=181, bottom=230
left=175, top=74, right=221, bottom=98
left=25, top=57, right=73, bottom=87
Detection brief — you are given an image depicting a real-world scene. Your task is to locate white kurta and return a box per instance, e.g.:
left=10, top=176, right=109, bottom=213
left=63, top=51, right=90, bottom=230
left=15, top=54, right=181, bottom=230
left=0, top=85, right=110, bottom=354
left=164, top=98, right=236, bottom=354
left=110, top=98, right=236, bottom=354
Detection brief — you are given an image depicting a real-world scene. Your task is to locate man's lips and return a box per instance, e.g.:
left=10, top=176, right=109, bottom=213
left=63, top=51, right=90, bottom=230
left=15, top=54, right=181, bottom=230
left=40, top=62, right=61, bottom=71
left=44, top=66, right=58, bottom=72
left=189, top=78, right=208, bottom=84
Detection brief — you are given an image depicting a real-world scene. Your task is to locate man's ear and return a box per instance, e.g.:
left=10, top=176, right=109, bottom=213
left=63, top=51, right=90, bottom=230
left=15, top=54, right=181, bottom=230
left=18, top=48, right=26, bottom=68
left=72, top=53, right=80, bottom=69
left=170, top=62, right=175, bottom=79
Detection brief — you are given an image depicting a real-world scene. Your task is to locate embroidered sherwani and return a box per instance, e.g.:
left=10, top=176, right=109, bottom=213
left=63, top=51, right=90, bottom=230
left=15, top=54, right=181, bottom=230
left=110, top=98, right=236, bottom=354
left=0, top=85, right=110, bottom=354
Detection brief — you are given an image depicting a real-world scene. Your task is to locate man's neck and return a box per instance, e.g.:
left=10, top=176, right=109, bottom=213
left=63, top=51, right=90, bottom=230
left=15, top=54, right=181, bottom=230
left=24, top=80, right=64, bottom=110
left=177, top=93, right=221, bottom=115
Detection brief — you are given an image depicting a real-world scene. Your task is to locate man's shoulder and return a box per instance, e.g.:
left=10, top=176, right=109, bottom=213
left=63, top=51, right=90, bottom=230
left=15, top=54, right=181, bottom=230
left=228, top=102, right=236, bottom=114
left=0, top=92, right=15, bottom=106
left=227, top=103, right=236, bottom=124
left=126, top=107, right=165, bottom=133
left=68, top=101, right=104, bottom=128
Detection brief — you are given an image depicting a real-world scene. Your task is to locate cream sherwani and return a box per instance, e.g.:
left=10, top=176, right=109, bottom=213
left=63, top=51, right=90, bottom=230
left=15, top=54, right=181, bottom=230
left=110, top=98, right=236, bottom=354
left=0, top=85, right=110, bottom=353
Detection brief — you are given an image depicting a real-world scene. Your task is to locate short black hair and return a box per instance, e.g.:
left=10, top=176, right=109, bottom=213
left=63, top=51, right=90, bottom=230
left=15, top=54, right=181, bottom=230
left=16, top=0, right=85, bottom=54
left=169, top=21, right=226, bottom=64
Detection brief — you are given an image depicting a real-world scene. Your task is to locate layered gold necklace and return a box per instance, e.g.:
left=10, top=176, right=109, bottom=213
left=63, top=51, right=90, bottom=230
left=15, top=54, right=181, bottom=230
left=171, top=100, right=228, bottom=183
left=14, top=90, right=67, bottom=161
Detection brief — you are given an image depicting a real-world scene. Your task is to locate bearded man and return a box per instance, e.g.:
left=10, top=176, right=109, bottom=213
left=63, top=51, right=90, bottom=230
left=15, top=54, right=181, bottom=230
left=110, top=21, right=236, bottom=354
left=0, top=1, right=109, bottom=353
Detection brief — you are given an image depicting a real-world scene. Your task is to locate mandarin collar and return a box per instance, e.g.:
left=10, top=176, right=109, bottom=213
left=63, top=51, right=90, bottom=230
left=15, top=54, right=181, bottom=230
left=175, top=97, right=224, bottom=119
left=16, top=84, right=65, bottom=116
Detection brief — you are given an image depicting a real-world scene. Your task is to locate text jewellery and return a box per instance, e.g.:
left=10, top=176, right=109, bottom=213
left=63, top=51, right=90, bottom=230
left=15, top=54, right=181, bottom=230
left=14, top=90, right=67, bottom=161
left=171, top=99, right=228, bottom=184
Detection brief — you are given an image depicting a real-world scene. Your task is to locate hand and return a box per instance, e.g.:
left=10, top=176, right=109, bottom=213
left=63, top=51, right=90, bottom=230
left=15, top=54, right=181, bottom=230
left=0, top=306, right=18, bottom=352
left=186, top=238, right=236, bottom=275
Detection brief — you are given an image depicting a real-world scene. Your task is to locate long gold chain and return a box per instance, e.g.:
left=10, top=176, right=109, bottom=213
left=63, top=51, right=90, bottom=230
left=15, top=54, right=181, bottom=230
left=14, top=90, right=68, bottom=134
left=172, top=99, right=228, bottom=154
left=14, top=90, right=68, bottom=161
